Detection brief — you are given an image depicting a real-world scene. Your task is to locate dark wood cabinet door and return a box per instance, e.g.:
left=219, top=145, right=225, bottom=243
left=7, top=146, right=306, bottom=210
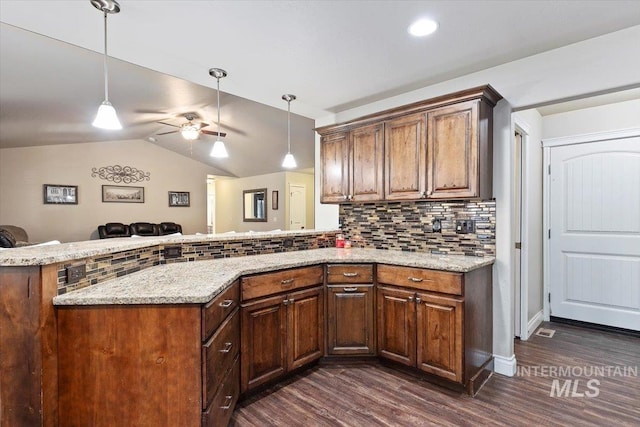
left=320, top=132, right=350, bottom=203
left=416, top=292, right=463, bottom=383
left=241, top=294, right=287, bottom=392
left=287, top=286, right=324, bottom=371
left=427, top=100, right=479, bottom=199
left=350, top=123, right=384, bottom=201
left=385, top=113, right=427, bottom=200
left=327, top=284, right=375, bottom=355
left=377, top=286, right=416, bottom=367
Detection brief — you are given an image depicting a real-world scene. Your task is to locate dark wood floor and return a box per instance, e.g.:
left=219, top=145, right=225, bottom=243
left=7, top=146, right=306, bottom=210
left=231, top=322, right=640, bottom=426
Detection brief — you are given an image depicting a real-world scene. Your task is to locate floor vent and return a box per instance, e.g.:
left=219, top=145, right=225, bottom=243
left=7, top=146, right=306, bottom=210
left=535, top=328, right=556, bottom=338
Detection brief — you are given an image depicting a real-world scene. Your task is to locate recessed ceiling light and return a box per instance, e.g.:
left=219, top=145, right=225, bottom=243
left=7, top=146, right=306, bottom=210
left=408, top=18, right=438, bottom=37
left=146, top=136, right=157, bottom=143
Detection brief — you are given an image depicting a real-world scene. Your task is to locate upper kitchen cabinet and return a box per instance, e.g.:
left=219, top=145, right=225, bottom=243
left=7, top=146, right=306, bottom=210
left=385, top=113, right=427, bottom=200
left=426, top=99, right=493, bottom=200
left=319, top=123, right=384, bottom=203
left=317, top=85, right=502, bottom=203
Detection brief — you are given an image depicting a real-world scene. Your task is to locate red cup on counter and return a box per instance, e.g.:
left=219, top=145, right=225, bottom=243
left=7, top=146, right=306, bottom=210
left=336, top=234, right=345, bottom=248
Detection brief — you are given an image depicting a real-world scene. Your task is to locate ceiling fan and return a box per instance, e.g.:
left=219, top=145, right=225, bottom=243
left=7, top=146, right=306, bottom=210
left=156, top=113, right=227, bottom=140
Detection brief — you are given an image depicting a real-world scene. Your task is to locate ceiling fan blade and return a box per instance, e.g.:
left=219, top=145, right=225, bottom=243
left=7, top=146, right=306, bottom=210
left=158, top=121, right=180, bottom=128
left=201, top=130, right=227, bottom=138
left=157, top=130, right=179, bottom=136
left=199, top=122, right=210, bottom=129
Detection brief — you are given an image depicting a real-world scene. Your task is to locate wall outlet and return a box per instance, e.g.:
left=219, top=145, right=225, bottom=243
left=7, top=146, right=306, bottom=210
left=164, top=246, right=182, bottom=259
left=431, top=218, right=442, bottom=233
left=66, top=264, right=86, bottom=284
left=455, top=219, right=476, bottom=234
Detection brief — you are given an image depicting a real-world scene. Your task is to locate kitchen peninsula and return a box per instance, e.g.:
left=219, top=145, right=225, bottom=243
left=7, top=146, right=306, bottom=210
left=0, top=231, right=493, bottom=426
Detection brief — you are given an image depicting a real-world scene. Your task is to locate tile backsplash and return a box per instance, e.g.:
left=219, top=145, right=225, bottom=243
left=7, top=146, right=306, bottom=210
left=339, top=200, right=495, bottom=257
left=56, top=232, right=336, bottom=295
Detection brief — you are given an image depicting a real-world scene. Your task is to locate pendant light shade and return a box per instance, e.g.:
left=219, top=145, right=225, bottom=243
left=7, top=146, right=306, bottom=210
left=209, top=68, right=229, bottom=158
left=281, top=94, right=297, bottom=169
left=91, top=0, right=122, bottom=130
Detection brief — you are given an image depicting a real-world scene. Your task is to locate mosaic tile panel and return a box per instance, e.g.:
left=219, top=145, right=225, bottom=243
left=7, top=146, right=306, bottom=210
left=339, top=200, right=495, bottom=257
left=56, top=232, right=336, bottom=295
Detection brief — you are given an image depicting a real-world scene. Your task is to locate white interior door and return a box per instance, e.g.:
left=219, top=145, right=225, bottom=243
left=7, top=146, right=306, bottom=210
left=549, top=137, right=640, bottom=330
left=289, top=184, right=306, bottom=230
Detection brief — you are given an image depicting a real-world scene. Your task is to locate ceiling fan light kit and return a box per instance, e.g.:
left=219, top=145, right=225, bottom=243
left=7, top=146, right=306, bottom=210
left=281, top=94, right=297, bottom=169
left=180, top=123, right=200, bottom=140
left=209, top=68, right=229, bottom=158
left=91, top=0, right=122, bottom=130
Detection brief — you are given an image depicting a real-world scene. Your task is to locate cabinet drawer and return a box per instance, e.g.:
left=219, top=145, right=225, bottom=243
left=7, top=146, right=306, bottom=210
left=202, top=356, right=239, bottom=427
left=326, top=264, right=374, bottom=284
left=377, top=265, right=462, bottom=295
left=241, top=265, right=323, bottom=301
left=202, top=308, right=240, bottom=409
left=202, top=281, right=239, bottom=341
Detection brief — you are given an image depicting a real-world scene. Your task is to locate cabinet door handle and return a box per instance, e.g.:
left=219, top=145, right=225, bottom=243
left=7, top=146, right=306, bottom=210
left=343, top=287, right=358, bottom=292
left=343, top=194, right=348, bottom=200
left=342, top=272, right=358, bottom=277
left=281, top=278, right=295, bottom=285
left=408, top=277, right=423, bottom=283
left=219, top=342, right=233, bottom=353
left=220, top=395, right=233, bottom=410
left=426, top=190, right=433, bottom=196
left=289, top=298, right=295, bottom=304
left=415, top=297, right=422, bottom=304
left=219, top=299, right=233, bottom=308
left=283, top=299, right=289, bottom=306
left=419, top=191, right=426, bottom=198
left=408, top=296, right=414, bottom=302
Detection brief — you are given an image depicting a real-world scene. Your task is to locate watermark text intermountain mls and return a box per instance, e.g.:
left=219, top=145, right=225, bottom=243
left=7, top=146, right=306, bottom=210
left=517, top=365, right=638, bottom=398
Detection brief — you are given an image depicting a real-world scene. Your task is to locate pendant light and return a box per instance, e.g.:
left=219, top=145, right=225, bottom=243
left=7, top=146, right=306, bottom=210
left=281, top=94, right=297, bottom=169
left=91, top=0, right=122, bottom=130
left=209, top=68, right=229, bottom=158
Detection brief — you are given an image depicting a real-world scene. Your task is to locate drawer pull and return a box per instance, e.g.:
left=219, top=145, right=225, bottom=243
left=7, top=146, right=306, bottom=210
left=219, top=299, right=233, bottom=308
left=408, top=277, right=423, bottom=283
left=343, top=287, right=358, bottom=292
left=342, top=272, right=359, bottom=277
left=220, top=395, right=233, bottom=410
left=281, top=279, right=295, bottom=285
left=219, top=342, right=233, bottom=353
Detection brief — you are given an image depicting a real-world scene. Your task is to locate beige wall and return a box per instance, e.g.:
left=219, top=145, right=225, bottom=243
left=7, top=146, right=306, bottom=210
left=215, top=170, right=315, bottom=233
left=215, top=172, right=286, bottom=233
left=0, top=139, right=217, bottom=242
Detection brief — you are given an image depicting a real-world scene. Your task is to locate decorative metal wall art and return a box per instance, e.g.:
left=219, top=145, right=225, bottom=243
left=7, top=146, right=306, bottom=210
left=91, top=165, right=150, bottom=183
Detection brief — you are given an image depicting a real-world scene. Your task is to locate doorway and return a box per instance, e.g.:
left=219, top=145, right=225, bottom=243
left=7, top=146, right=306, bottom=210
left=289, top=184, right=306, bottom=230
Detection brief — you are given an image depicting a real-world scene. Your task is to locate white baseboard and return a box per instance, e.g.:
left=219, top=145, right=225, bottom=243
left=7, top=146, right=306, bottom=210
left=493, top=354, right=517, bottom=377
left=526, top=310, right=545, bottom=340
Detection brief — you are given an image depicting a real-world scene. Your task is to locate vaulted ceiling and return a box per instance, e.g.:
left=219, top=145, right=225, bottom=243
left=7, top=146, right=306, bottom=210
left=1, top=1, right=639, bottom=176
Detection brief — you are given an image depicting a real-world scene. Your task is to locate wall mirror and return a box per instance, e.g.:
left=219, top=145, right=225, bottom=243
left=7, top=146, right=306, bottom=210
left=243, top=188, right=267, bottom=222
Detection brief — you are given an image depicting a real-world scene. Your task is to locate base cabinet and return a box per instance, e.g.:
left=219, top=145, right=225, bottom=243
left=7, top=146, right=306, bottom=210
left=377, top=265, right=492, bottom=393
left=377, top=286, right=416, bottom=366
left=240, top=271, right=324, bottom=393
left=57, top=281, right=240, bottom=427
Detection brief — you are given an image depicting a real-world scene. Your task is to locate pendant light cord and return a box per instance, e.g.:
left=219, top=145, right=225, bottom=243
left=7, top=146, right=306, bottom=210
left=217, top=77, right=221, bottom=138
left=287, top=99, right=291, bottom=153
left=102, top=10, right=109, bottom=102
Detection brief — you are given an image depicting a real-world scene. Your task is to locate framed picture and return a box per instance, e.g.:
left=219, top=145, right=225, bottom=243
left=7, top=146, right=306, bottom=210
left=168, top=191, right=190, bottom=207
left=102, top=185, right=144, bottom=203
left=272, top=190, right=279, bottom=210
left=43, top=184, right=78, bottom=205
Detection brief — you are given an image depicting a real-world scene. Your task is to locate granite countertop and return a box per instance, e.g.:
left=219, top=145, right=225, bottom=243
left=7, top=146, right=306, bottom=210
left=0, top=229, right=338, bottom=266
left=53, top=248, right=495, bottom=306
